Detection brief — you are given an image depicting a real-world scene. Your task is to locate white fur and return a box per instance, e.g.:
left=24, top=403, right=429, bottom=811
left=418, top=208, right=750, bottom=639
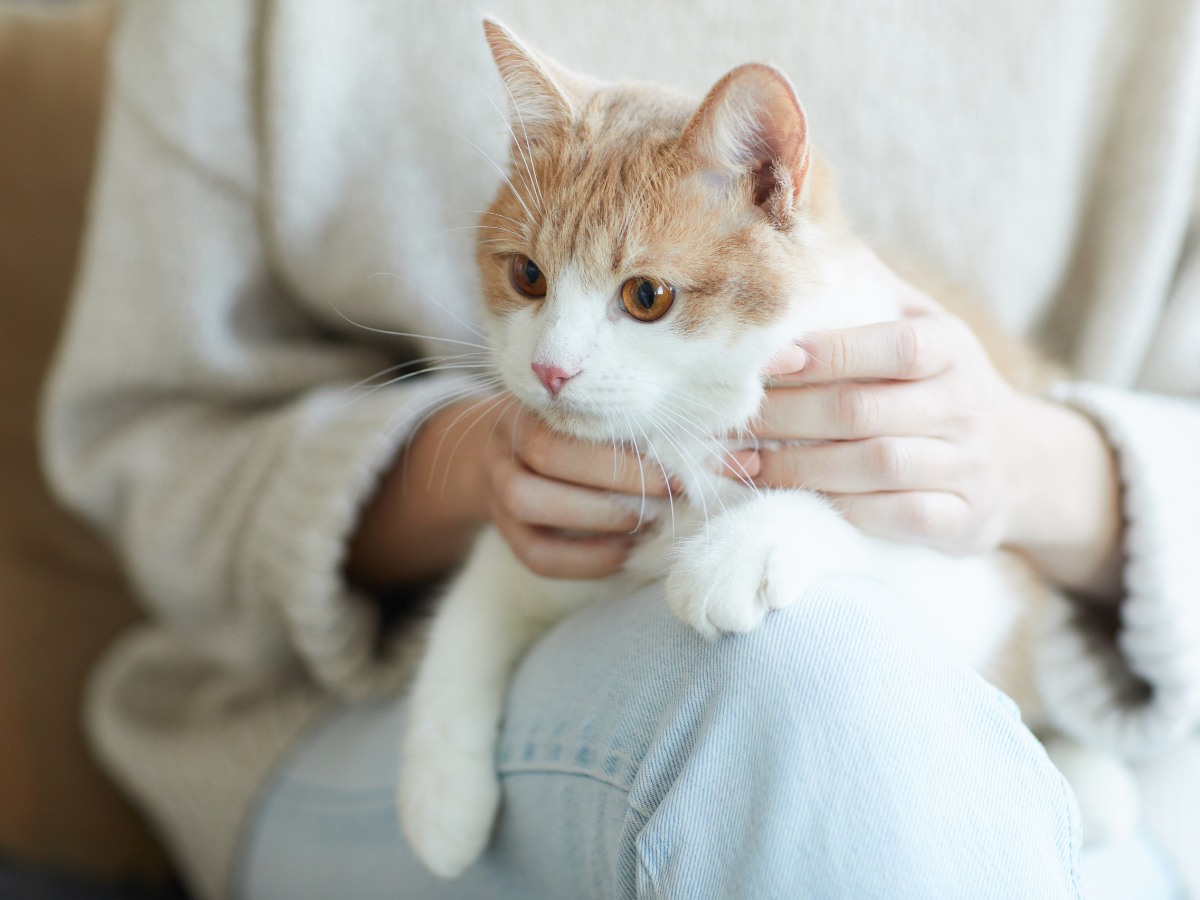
left=400, top=528, right=623, bottom=876
left=1043, top=736, right=1141, bottom=845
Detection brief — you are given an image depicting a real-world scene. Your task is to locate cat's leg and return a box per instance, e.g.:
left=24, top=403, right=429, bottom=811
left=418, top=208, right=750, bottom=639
left=399, top=527, right=603, bottom=878
left=667, top=489, right=868, bottom=640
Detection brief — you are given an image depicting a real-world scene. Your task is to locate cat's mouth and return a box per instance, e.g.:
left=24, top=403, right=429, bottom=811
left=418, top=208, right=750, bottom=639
left=531, top=397, right=613, bottom=440
left=516, top=386, right=634, bottom=442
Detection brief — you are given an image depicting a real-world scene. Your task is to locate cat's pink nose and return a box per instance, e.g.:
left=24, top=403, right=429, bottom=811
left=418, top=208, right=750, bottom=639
left=532, top=362, right=579, bottom=398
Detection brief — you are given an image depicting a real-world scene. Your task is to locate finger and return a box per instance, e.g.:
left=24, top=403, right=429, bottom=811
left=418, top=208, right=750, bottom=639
left=492, top=509, right=633, bottom=579
left=492, top=455, right=655, bottom=534
left=774, top=314, right=964, bottom=384
left=515, top=418, right=673, bottom=497
left=754, top=381, right=939, bottom=441
left=754, top=437, right=960, bottom=493
left=715, top=448, right=762, bottom=483
left=764, top=342, right=809, bottom=378
left=826, top=491, right=972, bottom=549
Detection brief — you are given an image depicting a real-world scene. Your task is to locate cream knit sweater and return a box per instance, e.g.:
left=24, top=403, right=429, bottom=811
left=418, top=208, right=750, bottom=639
left=42, top=2, right=1200, bottom=897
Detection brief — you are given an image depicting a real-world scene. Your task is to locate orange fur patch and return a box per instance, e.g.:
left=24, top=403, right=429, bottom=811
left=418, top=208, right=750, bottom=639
left=475, top=80, right=841, bottom=337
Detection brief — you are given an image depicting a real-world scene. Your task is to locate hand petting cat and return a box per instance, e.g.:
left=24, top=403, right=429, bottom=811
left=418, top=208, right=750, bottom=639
left=479, top=409, right=672, bottom=579
left=348, top=396, right=674, bottom=586
left=747, top=249, right=1123, bottom=601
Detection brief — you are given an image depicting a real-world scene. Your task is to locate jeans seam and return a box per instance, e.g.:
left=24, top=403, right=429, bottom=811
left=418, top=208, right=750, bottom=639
left=500, top=765, right=632, bottom=795
left=266, top=766, right=634, bottom=813
left=637, top=849, right=660, bottom=899
left=1057, top=762, right=1084, bottom=898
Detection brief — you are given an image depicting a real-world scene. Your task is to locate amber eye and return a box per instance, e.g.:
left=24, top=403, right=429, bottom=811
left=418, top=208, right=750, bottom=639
left=620, top=276, right=675, bottom=322
left=509, top=254, right=547, bottom=298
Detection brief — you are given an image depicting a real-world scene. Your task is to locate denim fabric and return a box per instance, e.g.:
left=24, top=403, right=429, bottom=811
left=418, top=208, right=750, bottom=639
left=235, top=577, right=1179, bottom=899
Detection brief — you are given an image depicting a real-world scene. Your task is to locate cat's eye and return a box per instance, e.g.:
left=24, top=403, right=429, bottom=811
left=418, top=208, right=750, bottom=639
left=620, top=276, right=675, bottom=322
left=509, top=254, right=547, bottom=298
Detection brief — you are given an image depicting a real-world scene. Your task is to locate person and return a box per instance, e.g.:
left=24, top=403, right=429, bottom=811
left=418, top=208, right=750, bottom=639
left=41, top=2, right=1200, bottom=898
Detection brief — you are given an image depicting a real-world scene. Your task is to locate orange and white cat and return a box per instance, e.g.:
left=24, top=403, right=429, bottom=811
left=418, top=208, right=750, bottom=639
left=399, top=19, right=1135, bottom=878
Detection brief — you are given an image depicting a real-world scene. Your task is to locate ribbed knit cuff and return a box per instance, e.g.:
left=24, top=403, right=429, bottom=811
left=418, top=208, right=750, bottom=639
left=1036, top=383, right=1200, bottom=757
left=241, top=374, right=484, bottom=700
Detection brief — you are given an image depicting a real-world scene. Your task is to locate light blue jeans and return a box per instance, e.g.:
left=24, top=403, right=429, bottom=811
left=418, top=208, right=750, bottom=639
left=235, top=578, right=1182, bottom=899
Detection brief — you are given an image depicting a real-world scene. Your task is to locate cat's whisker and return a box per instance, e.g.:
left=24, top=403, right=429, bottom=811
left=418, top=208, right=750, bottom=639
left=345, top=361, right=499, bottom=402
left=619, top=372, right=738, bottom=428
left=492, top=81, right=546, bottom=213
left=477, top=210, right=526, bottom=228
left=507, top=404, right=532, bottom=466
left=404, top=382, right=504, bottom=445
left=447, top=128, right=538, bottom=230
left=377, top=382, right=503, bottom=489
left=614, top=374, right=762, bottom=496
left=335, top=366, right=498, bottom=414
left=482, top=88, right=544, bottom=215
left=653, top=405, right=745, bottom=516
left=618, top=407, right=649, bottom=533
left=435, top=391, right=515, bottom=499
left=482, top=393, right=522, bottom=468
left=338, top=351, right=493, bottom=400
left=646, top=460, right=676, bottom=536
left=635, top=420, right=676, bottom=539
left=440, top=224, right=527, bottom=240
left=645, top=413, right=712, bottom=527
left=366, top=272, right=494, bottom=343
left=658, top=400, right=760, bottom=494
left=327, top=302, right=495, bottom=352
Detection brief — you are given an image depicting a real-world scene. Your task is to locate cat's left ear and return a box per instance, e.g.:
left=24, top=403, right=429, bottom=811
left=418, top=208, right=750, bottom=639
left=483, top=18, right=576, bottom=150
left=681, top=64, right=810, bottom=227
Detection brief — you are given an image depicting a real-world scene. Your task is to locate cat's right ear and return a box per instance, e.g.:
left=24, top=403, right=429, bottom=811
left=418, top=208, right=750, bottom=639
left=483, top=18, right=573, bottom=149
left=681, top=64, right=810, bottom=227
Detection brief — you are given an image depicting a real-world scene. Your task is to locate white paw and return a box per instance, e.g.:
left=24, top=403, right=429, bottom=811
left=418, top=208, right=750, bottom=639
left=399, top=713, right=501, bottom=878
left=666, top=517, right=811, bottom=641
left=1043, top=737, right=1140, bottom=846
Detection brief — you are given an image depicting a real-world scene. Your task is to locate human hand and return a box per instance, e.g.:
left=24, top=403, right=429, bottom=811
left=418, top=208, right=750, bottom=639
left=481, top=403, right=672, bottom=579
left=349, top=395, right=672, bottom=586
left=752, top=311, right=1022, bottom=553
left=742, top=252, right=1122, bottom=598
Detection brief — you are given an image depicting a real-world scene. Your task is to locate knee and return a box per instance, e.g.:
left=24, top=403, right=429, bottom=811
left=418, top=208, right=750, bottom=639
left=704, top=575, right=957, bottom=735
left=630, top=578, right=1081, bottom=898
left=650, top=574, right=1042, bottom=795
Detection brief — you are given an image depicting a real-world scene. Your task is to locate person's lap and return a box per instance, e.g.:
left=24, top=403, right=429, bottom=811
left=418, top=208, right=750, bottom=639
left=235, top=577, right=1182, bottom=899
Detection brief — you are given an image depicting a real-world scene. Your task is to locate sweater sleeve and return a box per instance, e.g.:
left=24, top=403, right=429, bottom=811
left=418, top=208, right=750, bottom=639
left=41, top=2, right=474, bottom=699
left=1035, top=199, right=1200, bottom=757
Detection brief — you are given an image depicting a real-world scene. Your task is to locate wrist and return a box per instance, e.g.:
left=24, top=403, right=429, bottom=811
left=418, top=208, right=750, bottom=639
left=346, top=395, right=500, bottom=588
left=1004, top=396, right=1124, bottom=602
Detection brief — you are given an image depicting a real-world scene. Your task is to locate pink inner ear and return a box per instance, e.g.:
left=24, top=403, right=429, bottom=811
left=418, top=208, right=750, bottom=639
left=684, top=63, right=810, bottom=209
left=482, top=18, right=573, bottom=145
left=738, top=68, right=809, bottom=204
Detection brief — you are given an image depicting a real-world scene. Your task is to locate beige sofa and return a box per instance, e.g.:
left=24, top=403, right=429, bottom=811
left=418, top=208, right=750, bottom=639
left=0, top=0, right=170, bottom=883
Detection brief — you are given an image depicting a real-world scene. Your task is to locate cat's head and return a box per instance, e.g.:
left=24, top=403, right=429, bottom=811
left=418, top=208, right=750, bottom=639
left=477, top=19, right=845, bottom=444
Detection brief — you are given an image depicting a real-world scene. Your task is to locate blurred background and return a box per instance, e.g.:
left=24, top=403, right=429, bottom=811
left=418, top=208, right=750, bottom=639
left=0, top=0, right=183, bottom=896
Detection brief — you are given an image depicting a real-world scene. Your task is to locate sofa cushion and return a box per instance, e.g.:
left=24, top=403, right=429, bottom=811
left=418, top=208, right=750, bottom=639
left=0, top=0, right=169, bottom=882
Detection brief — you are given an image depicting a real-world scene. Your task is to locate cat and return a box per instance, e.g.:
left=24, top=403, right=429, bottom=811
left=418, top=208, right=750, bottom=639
left=398, top=18, right=1136, bottom=878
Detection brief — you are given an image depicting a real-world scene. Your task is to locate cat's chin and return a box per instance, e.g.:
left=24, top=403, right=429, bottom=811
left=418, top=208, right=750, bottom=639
left=534, top=402, right=617, bottom=442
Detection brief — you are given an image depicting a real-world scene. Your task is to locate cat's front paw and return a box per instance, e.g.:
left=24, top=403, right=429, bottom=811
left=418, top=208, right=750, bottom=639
left=1043, top=737, right=1140, bottom=846
left=665, top=512, right=807, bottom=641
left=399, top=710, right=501, bottom=878
left=666, top=492, right=859, bottom=640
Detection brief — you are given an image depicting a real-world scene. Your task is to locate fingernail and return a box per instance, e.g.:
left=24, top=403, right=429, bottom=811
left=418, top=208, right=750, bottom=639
left=764, top=344, right=808, bottom=380
left=667, top=477, right=686, bottom=496
left=725, top=449, right=761, bottom=479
